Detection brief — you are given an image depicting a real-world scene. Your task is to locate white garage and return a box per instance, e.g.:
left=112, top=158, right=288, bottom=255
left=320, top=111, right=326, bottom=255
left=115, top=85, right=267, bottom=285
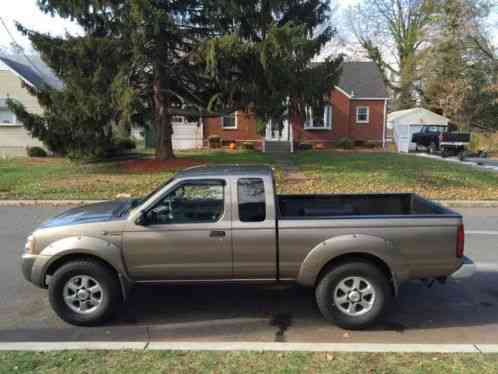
left=171, top=121, right=203, bottom=150
left=132, top=118, right=204, bottom=150
left=388, top=108, right=450, bottom=153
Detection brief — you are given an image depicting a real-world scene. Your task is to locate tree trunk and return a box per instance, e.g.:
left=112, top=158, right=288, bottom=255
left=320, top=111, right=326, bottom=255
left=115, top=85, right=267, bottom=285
left=153, top=72, right=174, bottom=160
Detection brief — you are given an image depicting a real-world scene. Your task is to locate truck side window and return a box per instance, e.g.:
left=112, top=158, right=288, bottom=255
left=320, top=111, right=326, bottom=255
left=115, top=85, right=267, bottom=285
left=147, top=180, right=224, bottom=225
left=238, top=178, right=266, bottom=222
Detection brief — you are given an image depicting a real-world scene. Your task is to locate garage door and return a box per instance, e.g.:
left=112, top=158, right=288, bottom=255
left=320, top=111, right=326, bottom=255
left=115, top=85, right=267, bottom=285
left=172, top=122, right=203, bottom=150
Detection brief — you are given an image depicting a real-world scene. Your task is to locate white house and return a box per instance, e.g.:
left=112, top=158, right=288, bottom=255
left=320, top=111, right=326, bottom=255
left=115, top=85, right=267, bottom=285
left=388, top=108, right=450, bottom=153
left=0, top=55, right=62, bottom=157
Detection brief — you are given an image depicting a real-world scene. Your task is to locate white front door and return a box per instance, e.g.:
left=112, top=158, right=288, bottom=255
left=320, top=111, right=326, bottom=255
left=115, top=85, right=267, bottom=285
left=265, top=119, right=289, bottom=141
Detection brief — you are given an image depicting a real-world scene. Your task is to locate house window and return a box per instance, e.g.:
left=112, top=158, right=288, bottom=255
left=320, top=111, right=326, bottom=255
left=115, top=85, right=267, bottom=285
left=171, top=115, right=185, bottom=123
left=356, top=106, right=369, bottom=123
left=222, top=112, right=237, bottom=129
left=304, top=104, right=332, bottom=130
left=0, top=108, right=17, bottom=126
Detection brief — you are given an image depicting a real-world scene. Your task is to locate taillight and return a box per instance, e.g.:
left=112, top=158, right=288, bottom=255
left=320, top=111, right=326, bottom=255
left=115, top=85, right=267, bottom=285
left=456, top=224, right=465, bottom=258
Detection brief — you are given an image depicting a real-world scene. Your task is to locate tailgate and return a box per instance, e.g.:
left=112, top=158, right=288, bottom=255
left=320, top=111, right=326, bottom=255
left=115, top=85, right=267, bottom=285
left=442, top=132, right=470, bottom=143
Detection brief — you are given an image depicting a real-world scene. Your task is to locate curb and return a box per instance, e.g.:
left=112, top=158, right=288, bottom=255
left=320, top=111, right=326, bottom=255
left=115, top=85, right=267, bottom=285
left=1, top=199, right=498, bottom=208
left=1, top=341, right=497, bottom=353
left=436, top=200, right=498, bottom=208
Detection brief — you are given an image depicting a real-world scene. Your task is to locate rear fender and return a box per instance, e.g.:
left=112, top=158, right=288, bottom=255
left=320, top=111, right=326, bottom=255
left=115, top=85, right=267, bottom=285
left=296, top=234, right=403, bottom=287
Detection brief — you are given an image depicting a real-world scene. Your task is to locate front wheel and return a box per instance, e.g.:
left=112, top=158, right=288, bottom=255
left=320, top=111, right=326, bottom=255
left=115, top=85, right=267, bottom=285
left=48, top=259, right=122, bottom=326
left=315, top=261, right=392, bottom=330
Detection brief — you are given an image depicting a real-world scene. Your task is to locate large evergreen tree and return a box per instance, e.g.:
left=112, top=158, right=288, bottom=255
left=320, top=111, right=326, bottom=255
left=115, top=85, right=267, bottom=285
left=25, top=0, right=340, bottom=160
left=7, top=32, right=133, bottom=157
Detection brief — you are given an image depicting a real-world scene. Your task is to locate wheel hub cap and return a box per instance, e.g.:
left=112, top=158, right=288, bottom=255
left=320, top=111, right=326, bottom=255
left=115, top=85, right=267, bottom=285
left=77, top=289, right=90, bottom=300
left=348, top=290, right=361, bottom=302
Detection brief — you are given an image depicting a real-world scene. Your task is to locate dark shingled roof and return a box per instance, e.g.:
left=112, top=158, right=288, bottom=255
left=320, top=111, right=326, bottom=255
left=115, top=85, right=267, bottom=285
left=337, top=61, right=388, bottom=99
left=0, top=55, right=63, bottom=90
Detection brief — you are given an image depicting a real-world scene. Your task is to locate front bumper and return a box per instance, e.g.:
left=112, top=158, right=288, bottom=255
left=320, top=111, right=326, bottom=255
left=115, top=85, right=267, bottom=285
left=21, top=253, right=50, bottom=287
left=21, top=254, right=37, bottom=283
left=450, top=256, right=476, bottom=280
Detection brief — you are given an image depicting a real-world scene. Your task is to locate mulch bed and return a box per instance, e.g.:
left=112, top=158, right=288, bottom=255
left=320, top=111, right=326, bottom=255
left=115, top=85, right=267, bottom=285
left=120, top=158, right=203, bottom=173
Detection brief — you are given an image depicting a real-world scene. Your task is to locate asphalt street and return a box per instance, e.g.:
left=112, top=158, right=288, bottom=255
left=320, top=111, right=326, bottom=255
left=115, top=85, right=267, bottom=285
left=0, top=206, right=497, bottom=344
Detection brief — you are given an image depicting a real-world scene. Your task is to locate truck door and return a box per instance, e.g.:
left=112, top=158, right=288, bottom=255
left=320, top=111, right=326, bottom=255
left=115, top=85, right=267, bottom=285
left=231, top=176, right=277, bottom=279
left=122, top=179, right=232, bottom=280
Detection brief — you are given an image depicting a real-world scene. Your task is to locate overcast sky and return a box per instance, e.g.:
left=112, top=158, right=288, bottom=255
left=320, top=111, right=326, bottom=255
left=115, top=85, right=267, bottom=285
left=0, top=0, right=496, bottom=56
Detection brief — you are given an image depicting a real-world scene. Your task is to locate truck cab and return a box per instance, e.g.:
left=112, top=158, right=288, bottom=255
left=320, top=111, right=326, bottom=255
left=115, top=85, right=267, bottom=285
left=124, top=165, right=278, bottom=281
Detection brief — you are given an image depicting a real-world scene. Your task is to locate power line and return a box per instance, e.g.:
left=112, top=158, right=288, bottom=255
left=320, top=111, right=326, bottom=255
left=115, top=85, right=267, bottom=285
left=0, top=16, right=47, bottom=79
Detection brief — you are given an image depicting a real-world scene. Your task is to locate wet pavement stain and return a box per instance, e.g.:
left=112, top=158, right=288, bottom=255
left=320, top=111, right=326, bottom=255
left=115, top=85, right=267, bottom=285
left=376, top=321, right=406, bottom=333
left=270, top=313, right=292, bottom=342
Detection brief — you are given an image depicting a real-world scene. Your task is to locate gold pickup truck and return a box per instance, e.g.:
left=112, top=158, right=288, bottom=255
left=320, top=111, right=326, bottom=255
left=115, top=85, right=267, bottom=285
left=22, top=165, right=475, bottom=329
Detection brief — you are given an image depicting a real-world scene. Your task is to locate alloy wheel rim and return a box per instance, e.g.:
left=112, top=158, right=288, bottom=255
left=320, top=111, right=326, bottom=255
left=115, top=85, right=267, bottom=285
left=333, top=276, right=376, bottom=316
left=63, top=275, right=104, bottom=314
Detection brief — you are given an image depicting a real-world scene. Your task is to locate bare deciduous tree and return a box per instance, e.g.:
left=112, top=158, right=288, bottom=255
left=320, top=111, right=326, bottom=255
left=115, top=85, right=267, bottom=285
left=346, top=0, right=437, bottom=109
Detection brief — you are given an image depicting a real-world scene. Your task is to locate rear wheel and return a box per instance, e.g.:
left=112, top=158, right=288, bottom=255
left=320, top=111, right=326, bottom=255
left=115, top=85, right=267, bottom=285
left=48, top=260, right=121, bottom=326
left=428, top=142, right=437, bottom=154
left=315, top=261, right=391, bottom=330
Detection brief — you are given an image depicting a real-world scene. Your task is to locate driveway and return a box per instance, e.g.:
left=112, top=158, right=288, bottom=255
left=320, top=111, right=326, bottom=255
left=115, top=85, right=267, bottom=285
left=415, top=152, right=498, bottom=172
left=1, top=206, right=498, bottom=343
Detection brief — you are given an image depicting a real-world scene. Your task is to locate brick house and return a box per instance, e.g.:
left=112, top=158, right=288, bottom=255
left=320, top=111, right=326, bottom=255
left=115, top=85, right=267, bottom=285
left=203, top=61, right=389, bottom=151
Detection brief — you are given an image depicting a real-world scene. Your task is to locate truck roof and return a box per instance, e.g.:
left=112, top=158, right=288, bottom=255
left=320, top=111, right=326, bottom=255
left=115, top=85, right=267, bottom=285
left=176, top=164, right=274, bottom=178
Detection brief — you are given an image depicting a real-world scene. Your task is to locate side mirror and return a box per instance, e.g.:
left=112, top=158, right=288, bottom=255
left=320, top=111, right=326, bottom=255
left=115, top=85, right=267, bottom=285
left=135, top=210, right=149, bottom=226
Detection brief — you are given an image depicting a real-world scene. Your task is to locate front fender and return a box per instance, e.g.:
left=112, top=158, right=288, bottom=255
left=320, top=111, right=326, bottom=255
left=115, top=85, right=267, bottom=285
left=31, top=236, right=127, bottom=287
left=296, top=234, right=405, bottom=287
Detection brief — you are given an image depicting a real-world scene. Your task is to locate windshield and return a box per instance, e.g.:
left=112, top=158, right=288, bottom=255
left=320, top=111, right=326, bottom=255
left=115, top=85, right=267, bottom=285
left=141, top=177, right=175, bottom=204
left=121, top=177, right=175, bottom=217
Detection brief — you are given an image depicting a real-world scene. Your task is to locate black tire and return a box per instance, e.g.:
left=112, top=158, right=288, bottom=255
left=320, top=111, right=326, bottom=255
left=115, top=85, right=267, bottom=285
left=428, top=142, right=437, bottom=154
left=315, top=261, right=391, bottom=330
left=48, top=259, right=121, bottom=326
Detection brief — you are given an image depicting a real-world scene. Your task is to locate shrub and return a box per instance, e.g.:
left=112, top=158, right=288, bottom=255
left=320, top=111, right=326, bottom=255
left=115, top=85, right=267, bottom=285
left=354, top=140, right=366, bottom=148
left=115, top=138, right=136, bottom=151
left=208, top=135, right=222, bottom=148
left=365, top=141, right=380, bottom=149
left=27, top=146, right=48, bottom=157
left=241, top=141, right=255, bottom=150
left=335, top=137, right=354, bottom=149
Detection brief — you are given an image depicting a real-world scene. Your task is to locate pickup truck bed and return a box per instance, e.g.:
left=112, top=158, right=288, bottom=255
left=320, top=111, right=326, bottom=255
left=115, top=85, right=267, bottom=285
left=278, top=193, right=450, bottom=218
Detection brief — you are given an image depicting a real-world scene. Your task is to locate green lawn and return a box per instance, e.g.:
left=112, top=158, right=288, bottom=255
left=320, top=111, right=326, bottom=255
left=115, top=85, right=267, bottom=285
left=1, top=149, right=497, bottom=200
left=0, top=351, right=497, bottom=374
left=0, top=150, right=275, bottom=200
left=287, top=151, right=498, bottom=200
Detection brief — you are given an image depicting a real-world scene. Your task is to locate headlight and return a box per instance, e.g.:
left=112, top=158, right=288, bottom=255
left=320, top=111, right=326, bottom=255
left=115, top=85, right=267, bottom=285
left=25, top=235, right=36, bottom=254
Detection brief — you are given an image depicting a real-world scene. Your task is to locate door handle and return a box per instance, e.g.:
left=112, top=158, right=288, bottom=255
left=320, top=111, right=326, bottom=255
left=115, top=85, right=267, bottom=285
left=209, top=230, right=226, bottom=238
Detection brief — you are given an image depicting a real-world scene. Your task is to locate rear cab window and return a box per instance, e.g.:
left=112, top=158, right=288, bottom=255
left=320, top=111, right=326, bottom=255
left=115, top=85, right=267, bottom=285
left=237, top=178, right=266, bottom=222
